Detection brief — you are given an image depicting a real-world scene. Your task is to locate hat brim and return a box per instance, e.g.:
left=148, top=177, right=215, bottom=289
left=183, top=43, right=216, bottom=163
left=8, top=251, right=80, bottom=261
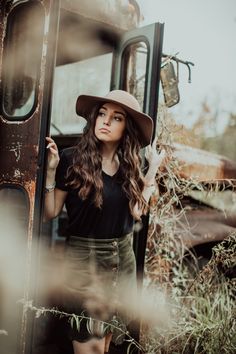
left=76, top=94, right=153, bottom=148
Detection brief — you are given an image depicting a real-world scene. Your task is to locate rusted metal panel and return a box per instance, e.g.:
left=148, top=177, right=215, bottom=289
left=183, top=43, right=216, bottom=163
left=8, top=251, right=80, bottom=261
left=173, top=143, right=236, bottom=182
left=0, top=0, right=51, bottom=188
left=176, top=207, right=236, bottom=248
left=0, top=123, right=39, bottom=185
left=0, top=1, right=56, bottom=353
left=0, top=1, right=7, bottom=77
left=60, top=0, right=141, bottom=30
left=56, top=0, right=141, bottom=65
left=168, top=144, right=236, bottom=248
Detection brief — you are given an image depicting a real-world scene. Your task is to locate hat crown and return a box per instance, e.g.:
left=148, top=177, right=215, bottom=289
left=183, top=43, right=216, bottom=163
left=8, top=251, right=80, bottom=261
left=76, top=89, right=153, bottom=147
left=105, top=90, right=141, bottom=113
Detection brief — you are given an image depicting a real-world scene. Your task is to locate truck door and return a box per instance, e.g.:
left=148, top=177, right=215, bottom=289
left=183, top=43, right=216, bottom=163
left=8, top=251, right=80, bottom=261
left=0, top=1, right=60, bottom=353
left=0, top=0, right=163, bottom=351
left=112, top=22, right=164, bottom=280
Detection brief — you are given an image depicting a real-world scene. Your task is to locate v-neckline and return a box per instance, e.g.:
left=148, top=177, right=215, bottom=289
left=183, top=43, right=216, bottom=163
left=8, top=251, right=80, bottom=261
left=102, top=168, right=119, bottom=178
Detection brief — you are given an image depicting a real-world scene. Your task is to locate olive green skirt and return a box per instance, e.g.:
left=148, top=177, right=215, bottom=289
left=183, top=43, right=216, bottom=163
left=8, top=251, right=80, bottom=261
left=62, top=233, right=137, bottom=344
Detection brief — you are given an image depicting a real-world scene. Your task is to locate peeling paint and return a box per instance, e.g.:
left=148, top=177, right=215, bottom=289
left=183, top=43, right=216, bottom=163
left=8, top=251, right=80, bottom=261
left=13, top=168, right=21, bottom=178
left=9, top=141, right=22, bottom=162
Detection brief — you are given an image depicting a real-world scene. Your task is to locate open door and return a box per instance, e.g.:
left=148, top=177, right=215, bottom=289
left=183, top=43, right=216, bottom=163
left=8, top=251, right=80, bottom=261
left=111, top=22, right=164, bottom=350
left=112, top=23, right=164, bottom=137
left=112, top=22, right=164, bottom=280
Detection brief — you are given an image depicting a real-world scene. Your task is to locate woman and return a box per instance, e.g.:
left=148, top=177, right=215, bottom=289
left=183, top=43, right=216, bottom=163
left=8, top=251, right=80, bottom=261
left=44, top=90, right=165, bottom=354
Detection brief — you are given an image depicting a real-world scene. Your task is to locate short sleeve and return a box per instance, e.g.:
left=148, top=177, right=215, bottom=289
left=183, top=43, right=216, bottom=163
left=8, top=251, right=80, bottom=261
left=55, top=149, right=71, bottom=191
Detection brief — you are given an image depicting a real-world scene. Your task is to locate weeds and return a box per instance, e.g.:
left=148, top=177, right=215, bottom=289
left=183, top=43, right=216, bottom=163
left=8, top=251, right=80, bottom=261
left=22, top=300, right=145, bottom=353
left=142, top=107, right=236, bottom=353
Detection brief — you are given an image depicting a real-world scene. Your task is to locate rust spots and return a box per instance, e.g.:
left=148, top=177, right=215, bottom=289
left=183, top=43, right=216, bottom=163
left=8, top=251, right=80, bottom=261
left=173, top=143, right=236, bottom=181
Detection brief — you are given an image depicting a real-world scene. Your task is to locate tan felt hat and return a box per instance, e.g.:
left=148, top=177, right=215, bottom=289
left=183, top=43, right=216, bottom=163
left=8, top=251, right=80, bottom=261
left=76, top=90, right=153, bottom=147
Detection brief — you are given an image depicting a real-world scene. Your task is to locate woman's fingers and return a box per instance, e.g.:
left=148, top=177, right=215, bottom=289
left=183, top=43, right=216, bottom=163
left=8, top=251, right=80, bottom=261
left=46, top=142, right=57, bottom=150
left=145, top=145, right=151, bottom=158
left=48, top=147, right=58, bottom=155
left=46, top=137, right=58, bottom=148
left=159, top=149, right=166, bottom=159
left=154, top=150, right=165, bottom=168
left=46, top=137, right=54, bottom=146
left=152, top=136, right=158, bottom=148
left=145, top=138, right=168, bottom=170
left=45, top=137, right=59, bottom=169
left=46, top=138, right=59, bottom=156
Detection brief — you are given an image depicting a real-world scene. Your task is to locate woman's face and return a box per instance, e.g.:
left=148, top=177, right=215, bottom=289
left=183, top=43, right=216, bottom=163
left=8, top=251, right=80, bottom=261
left=94, top=102, right=126, bottom=144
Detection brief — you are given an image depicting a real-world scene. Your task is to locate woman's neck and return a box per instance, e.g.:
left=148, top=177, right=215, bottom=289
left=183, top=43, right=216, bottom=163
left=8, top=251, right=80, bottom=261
left=100, top=144, right=119, bottom=175
left=100, top=143, right=118, bottom=163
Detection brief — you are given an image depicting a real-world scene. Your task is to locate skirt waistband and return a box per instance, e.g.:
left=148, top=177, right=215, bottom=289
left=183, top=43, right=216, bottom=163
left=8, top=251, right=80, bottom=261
left=67, top=233, right=133, bottom=249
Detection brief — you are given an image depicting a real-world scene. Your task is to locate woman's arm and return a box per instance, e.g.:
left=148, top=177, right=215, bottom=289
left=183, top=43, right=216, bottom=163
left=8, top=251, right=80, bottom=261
left=43, top=137, right=68, bottom=222
left=133, top=138, right=166, bottom=220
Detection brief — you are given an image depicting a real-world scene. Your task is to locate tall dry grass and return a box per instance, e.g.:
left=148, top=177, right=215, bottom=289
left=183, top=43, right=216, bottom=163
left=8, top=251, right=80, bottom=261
left=141, top=106, right=236, bottom=354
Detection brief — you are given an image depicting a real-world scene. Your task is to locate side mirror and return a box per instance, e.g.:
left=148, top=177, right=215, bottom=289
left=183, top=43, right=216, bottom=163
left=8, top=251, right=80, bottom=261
left=160, top=61, right=180, bottom=107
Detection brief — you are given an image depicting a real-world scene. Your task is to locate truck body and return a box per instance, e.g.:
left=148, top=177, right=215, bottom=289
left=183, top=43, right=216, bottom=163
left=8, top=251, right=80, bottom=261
left=0, top=1, right=235, bottom=353
left=0, top=1, right=164, bottom=353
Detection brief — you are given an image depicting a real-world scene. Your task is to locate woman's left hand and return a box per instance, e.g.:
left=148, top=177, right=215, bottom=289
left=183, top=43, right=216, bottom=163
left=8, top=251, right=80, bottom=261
left=145, top=137, right=166, bottom=171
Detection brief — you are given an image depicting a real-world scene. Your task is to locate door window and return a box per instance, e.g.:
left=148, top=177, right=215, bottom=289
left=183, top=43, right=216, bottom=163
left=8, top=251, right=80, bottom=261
left=121, top=41, right=148, bottom=110
left=50, top=53, right=113, bottom=136
left=1, top=2, right=45, bottom=119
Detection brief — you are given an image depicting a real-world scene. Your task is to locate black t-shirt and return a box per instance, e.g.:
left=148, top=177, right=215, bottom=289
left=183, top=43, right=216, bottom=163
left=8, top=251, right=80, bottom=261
left=55, top=147, right=134, bottom=238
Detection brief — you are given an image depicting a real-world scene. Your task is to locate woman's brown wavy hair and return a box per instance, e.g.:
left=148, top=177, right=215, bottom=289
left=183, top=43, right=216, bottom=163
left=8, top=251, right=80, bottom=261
left=66, top=104, right=148, bottom=219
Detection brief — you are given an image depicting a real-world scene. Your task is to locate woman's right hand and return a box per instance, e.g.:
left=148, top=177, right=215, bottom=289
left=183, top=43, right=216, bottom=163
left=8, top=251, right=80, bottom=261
left=46, top=136, right=60, bottom=170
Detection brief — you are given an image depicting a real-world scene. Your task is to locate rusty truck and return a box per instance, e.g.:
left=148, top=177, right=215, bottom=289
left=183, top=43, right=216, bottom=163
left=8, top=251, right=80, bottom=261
left=0, top=1, right=235, bottom=354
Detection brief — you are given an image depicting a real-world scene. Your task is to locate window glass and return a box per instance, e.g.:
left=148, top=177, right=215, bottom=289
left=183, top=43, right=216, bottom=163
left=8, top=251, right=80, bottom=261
left=50, top=53, right=113, bottom=135
left=2, top=2, right=45, bottom=119
left=121, top=41, right=148, bottom=110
